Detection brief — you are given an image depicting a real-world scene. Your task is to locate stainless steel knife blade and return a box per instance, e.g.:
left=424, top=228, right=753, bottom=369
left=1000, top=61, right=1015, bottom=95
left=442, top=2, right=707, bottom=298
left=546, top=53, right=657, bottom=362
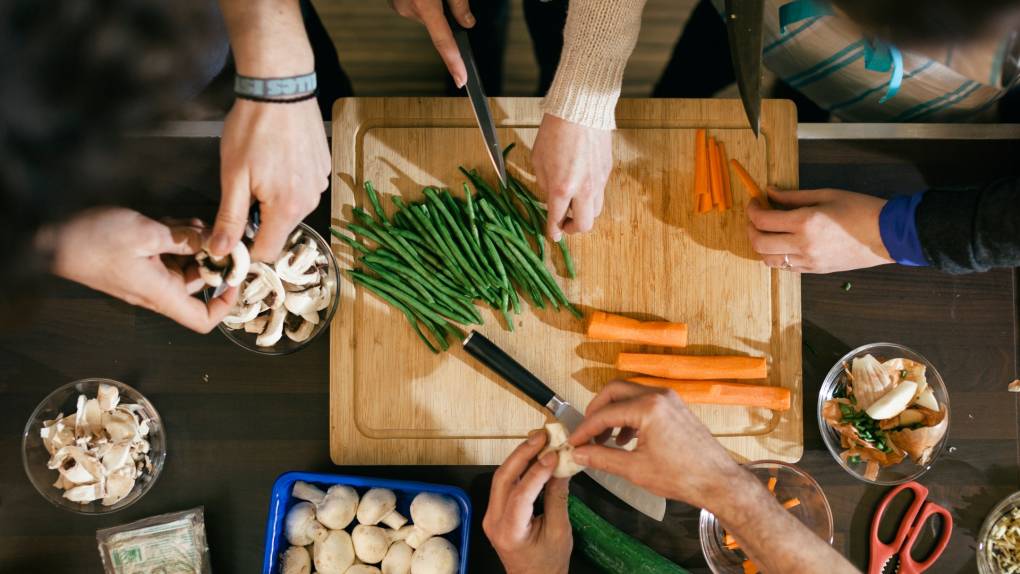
left=725, top=0, right=765, bottom=137
left=450, top=26, right=508, bottom=187
left=552, top=400, right=668, bottom=521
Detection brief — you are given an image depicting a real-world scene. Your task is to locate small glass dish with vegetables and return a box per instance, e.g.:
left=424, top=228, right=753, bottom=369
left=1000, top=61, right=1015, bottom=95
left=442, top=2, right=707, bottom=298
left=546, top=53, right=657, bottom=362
left=977, top=490, right=1020, bottom=573
left=206, top=223, right=340, bottom=356
left=818, top=343, right=950, bottom=485
left=699, top=461, right=833, bottom=574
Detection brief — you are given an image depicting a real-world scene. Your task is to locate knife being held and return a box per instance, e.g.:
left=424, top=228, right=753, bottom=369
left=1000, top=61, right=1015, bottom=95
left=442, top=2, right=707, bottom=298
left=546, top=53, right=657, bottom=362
left=463, top=330, right=667, bottom=521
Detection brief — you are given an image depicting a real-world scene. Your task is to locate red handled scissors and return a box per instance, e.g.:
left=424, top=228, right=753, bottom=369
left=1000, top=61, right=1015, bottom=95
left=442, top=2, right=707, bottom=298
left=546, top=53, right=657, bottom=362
left=868, top=481, right=953, bottom=574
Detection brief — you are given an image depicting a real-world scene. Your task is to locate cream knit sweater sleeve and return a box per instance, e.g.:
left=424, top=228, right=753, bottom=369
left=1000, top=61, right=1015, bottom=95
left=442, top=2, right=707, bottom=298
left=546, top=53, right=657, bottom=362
left=541, top=0, right=648, bottom=130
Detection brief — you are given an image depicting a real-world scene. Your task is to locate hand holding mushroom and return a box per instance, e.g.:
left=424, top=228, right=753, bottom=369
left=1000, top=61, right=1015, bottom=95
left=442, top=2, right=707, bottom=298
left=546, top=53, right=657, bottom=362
left=48, top=207, right=238, bottom=333
left=482, top=430, right=572, bottom=574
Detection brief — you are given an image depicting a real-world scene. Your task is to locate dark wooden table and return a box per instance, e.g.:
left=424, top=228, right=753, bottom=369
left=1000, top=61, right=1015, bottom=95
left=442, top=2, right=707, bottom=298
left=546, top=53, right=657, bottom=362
left=1, top=130, right=1017, bottom=573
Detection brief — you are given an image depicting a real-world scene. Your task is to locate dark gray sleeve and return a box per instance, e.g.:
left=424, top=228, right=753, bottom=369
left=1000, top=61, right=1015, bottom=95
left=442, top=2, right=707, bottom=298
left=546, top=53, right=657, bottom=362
left=916, top=177, right=1020, bottom=273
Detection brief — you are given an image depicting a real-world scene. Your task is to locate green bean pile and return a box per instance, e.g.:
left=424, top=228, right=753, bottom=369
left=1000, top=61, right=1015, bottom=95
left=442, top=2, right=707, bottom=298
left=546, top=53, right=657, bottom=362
left=331, top=156, right=579, bottom=353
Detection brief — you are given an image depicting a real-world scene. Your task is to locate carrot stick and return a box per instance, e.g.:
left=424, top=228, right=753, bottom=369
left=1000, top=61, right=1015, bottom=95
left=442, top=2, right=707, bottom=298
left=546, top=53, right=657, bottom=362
left=586, top=311, right=687, bottom=348
left=708, top=137, right=724, bottom=210
left=694, top=129, right=709, bottom=201
left=618, top=354, right=768, bottom=381
left=724, top=532, right=737, bottom=546
left=717, top=140, right=733, bottom=209
left=697, top=193, right=712, bottom=213
left=743, top=559, right=759, bottom=574
left=627, top=377, right=790, bottom=411
left=731, top=158, right=769, bottom=208
left=767, top=477, right=778, bottom=493
left=782, top=497, right=802, bottom=510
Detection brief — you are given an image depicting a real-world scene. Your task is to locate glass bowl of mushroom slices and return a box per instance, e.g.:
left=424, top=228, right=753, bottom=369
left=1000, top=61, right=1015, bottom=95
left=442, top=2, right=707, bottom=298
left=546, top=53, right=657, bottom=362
left=21, top=378, right=166, bottom=514
left=210, top=223, right=340, bottom=356
left=818, top=343, right=950, bottom=485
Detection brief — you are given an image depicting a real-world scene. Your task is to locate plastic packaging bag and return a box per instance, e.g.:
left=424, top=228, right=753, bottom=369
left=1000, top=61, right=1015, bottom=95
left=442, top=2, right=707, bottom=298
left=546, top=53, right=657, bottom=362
left=97, top=507, right=211, bottom=574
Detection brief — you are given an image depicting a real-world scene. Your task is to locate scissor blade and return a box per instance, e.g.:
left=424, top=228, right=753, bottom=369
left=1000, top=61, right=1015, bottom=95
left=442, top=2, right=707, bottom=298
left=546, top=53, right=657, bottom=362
left=725, top=0, right=765, bottom=136
left=451, top=28, right=508, bottom=188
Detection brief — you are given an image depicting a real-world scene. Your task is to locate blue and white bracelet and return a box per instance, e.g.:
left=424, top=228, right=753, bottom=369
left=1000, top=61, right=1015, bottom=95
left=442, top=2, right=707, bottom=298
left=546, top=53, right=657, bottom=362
left=234, top=72, right=317, bottom=103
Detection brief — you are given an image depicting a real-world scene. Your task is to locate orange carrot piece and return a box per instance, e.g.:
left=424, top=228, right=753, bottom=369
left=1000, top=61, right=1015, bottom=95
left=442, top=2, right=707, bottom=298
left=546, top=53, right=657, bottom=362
left=767, top=477, right=778, bottom=493
left=782, top=497, right=802, bottom=510
left=587, top=311, right=687, bottom=348
left=717, top=141, right=733, bottom=209
left=709, top=137, right=724, bottom=210
left=723, top=532, right=737, bottom=546
left=697, top=192, right=713, bottom=213
left=730, top=158, right=769, bottom=207
left=694, top=129, right=709, bottom=201
left=617, top=354, right=768, bottom=381
left=743, top=559, right=760, bottom=574
left=627, top=377, right=791, bottom=411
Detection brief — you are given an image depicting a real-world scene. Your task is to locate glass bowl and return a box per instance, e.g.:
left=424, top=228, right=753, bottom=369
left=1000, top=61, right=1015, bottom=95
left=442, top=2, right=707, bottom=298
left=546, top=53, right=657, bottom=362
left=700, top=461, right=833, bottom=573
left=977, top=490, right=1020, bottom=573
left=211, top=223, right=340, bottom=356
left=22, top=378, right=166, bottom=514
left=818, top=342, right=950, bottom=485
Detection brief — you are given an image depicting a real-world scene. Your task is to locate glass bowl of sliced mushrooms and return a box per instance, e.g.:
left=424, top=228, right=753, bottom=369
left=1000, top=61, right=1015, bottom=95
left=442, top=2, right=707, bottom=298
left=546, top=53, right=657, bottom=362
left=202, top=222, right=340, bottom=356
left=978, top=490, right=1020, bottom=573
left=818, top=343, right=950, bottom=485
left=22, top=378, right=166, bottom=514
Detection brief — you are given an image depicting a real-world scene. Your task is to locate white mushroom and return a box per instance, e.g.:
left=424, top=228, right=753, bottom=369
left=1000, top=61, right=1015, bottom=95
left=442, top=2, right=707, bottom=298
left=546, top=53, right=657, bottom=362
left=285, top=502, right=328, bottom=546
left=244, top=262, right=287, bottom=309
left=390, top=525, right=415, bottom=543
left=357, top=488, right=408, bottom=530
left=196, top=240, right=251, bottom=288
left=281, top=545, right=312, bottom=574
left=223, top=241, right=251, bottom=286
left=292, top=482, right=360, bottom=530
left=409, top=537, right=458, bottom=574
left=257, top=306, right=287, bottom=347
left=244, top=315, right=269, bottom=334
left=540, top=422, right=585, bottom=478
left=223, top=302, right=261, bottom=326
left=285, top=286, right=324, bottom=316
left=313, top=530, right=356, bottom=574
left=346, top=566, right=382, bottom=574
left=102, top=408, right=139, bottom=442
left=352, top=524, right=393, bottom=564
left=276, top=240, right=320, bottom=285
left=382, top=541, right=413, bottom=574
left=286, top=320, right=316, bottom=343
left=404, top=493, right=460, bottom=549
left=102, top=470, right=135, bottom=506
left=97, top=384, right=120, bottom=411
left=63, top=482, right=105, bottom=503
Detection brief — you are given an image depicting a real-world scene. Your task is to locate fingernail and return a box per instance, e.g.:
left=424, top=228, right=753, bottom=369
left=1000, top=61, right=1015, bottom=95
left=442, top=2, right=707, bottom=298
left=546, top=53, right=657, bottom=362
left=528, top=430, right=543, bottom=444
left=457, top=76, right=467, bottom=89
left=539, top=452, right=555, bottom=466
left=571, top=451, right=589, bottom=465
left=211, top=232, right=230, bottom=255
left=464, top=13, right=475, bottom=26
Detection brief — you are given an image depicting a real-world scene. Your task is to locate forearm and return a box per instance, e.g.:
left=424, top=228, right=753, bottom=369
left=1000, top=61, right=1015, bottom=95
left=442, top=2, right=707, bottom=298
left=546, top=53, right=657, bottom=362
left=915, top=177, right=1020, bottom=273
left=219, top=0, right=312, bottom=76
left=709, top=473, right=858, bottom=574
left=542, top=0, right=647, bottom=129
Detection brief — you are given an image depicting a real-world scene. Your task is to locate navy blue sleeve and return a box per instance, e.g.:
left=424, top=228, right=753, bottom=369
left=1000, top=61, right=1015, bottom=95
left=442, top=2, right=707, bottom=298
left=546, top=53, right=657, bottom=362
left=879, top=192, right=929, bottom=267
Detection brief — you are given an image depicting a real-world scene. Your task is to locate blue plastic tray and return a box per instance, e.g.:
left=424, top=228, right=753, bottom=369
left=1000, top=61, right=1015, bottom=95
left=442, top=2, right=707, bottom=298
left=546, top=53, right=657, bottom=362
left=262, top=471, right=472, bottom=574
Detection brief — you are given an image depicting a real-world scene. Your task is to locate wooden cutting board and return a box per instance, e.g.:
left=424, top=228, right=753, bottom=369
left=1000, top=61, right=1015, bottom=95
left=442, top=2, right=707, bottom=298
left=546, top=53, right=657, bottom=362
left=330, top=98, right=802, bottom=465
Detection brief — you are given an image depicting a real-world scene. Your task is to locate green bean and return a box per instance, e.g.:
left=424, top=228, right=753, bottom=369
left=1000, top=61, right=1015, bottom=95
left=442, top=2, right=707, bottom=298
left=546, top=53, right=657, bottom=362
left=349, top=273, right=439, bottom=353
left=330, top=228, right=372, bottom=255
left=364, top=181, right=389, bottom=225
left=420, top=201, right=493, bottom=296
left=349, top=270, right=461, bottom=326
left=408, top=205, right=477, bottom=293
left=557, top=239, right=576, bottom=279
left=485, top=224, right=577, bottom=310
left=464, top=184, right=480, bottom=243
left=481, top=233, right=511, bottom=292
left=364, top=255, right=480, bottom=323
left=416, top=313, right=451, bottom=351
left=362, top=258, right=435, bottom=304
left=495, top=235, right=557, bottom=309
left=424, top=188, right=491, bottom=282
left=437, top=188, right=501, bottom=285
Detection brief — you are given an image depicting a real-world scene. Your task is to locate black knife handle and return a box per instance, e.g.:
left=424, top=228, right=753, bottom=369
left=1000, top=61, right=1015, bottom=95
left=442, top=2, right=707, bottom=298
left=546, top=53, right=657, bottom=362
left=463, top=331, right=556, bottom=408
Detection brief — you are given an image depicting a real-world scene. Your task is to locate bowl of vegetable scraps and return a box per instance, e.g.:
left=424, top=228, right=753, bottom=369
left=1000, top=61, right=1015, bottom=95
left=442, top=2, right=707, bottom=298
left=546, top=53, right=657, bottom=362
left=699, top=461, right=833, bottom=574
left=818, top=342, right=950, bottom=485
left=977, top=490, right=1020, bottom=573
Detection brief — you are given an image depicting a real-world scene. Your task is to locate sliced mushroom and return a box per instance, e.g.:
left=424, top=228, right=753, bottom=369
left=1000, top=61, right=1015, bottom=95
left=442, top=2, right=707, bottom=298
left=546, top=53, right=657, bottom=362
left=285, top=320, right=316, bottom=343
left=102, top=408, right=139, bottom=442
left=257, top=306, right=287, bottom=347
left=276, top=240, right=320, bottom=285
left=285, top=286, right=323, bottom=316
left=224, top=302, right=261, bottom=326
left=197, top=240, right=251, bottom=288
left=244, top=262, right=286, bottom=309
left=97, top=384, right=120, bottom=412
left=103, top=470, right=136, bottom=506
left=245, top=315, right=270, bottom=334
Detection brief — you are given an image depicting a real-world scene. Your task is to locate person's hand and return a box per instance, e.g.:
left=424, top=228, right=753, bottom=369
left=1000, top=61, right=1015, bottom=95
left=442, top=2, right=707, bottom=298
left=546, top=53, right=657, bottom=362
left=747, top=187, right=893, bottom=273
left=49, top=208, right=238, bottom=333
left=390, top=0, right=475, bottom=87
left=215, top=98, right=330, bottom=262
left=532, top=114, right=613, bottom=241
left=569, top=381, right=741, bottom=508
left=483, top=430, right=572, bottom=574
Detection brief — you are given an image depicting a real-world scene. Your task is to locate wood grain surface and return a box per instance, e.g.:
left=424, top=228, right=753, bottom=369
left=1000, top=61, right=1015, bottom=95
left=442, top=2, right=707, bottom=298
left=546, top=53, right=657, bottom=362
left=330, top=98, right=803, bottom=465
left=0, top=133, right=1016, bottom=574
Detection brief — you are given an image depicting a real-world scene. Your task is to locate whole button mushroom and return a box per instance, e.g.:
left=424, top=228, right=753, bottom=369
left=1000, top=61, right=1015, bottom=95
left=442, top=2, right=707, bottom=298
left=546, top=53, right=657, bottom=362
left=357, top=488, right=408, bottom=529
left=404, top=493, right=461, bottom=549
left=281, top=545, right=311, bottom=574
left=285, top=502, right=328, bottom=546
left=292, top=481, right=360, bottom=531
left=313, top=530, right=355, bottom=574
left=352, top=524, right=393, bottom=564
left=346, top=566, right=382, bottom=574
left=410, top=537, right=459, bottom=574
left=382, top=541, right=413, bottom=574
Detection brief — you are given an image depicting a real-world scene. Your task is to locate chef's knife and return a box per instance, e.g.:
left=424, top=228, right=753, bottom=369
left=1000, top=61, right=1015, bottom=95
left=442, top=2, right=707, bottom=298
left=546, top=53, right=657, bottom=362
left=725, top=0, right=765, bottom=137
left=463, top=330, right=667, bottom=521
left=447, top=15, right=509, bottom=188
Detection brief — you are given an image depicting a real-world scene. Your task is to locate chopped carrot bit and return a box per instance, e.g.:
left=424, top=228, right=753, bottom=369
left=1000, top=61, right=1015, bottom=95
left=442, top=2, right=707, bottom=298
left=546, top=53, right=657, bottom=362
left=767, top=477, right=777, bottom=493
left=724, top=532, right=737, bottom=546
left=743, top=559, right=759, bottom=574
left=782, top=497, right=802, bottom=510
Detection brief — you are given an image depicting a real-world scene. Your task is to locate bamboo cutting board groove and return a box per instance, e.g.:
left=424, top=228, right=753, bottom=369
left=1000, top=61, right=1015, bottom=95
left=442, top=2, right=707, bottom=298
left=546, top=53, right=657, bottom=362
left=330, top=98, right=802, bottom=465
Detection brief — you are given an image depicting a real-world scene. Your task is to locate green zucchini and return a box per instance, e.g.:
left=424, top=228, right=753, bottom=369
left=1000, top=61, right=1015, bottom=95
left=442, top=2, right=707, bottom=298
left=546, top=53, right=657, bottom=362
left=568, top=495, right=689, bottom=574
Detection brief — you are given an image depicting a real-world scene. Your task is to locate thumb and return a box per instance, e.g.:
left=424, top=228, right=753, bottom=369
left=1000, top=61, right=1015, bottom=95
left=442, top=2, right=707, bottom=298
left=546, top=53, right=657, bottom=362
left=211, top=169, right=251, bottom=257
left=543, top=477, right=571, bottom=534
left=766, top=187, right=823, bottom=208
left=571, top=444, right=637, bottom=480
